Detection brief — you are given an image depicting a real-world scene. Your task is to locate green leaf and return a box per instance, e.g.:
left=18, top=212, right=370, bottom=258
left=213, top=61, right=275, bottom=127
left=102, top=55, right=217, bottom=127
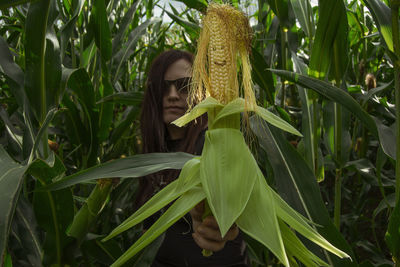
left=81, top=237, right=123, bottom=265
left=91, top=0, right=112, bottom=61
left=291, top=52, right=315, bottom=171
left=44, top=22, right=62, bottom=110
left=267, top=0, right=289, bottom=27
left=110, top=107, right=140, bottom=144
left=290, top=0, right=314, bottom=38
left=374, top=119, right=396, bottom=160
left=250, top=117, right=356, bottom=265
left=279, top=220, right=328, bottom=267
left=67, top=181, right=113, bottom=243
left=270, top=186, right=349, bottom=259
left=385, top=198, right=400, bottom=261
left=30, top=155, right=74, bottom=265
left=211, top=98, right=302, bottom=136
left=10, top=197, right=43, bottom=267
left=111, top=0, right=141, bottom=55
left=200, top=128, right=257, bottom=237
left=251, top=47, right=275, bottom=104
left=24, top=0, right=51, bottom=123
left=0, top=36, right=25, bottom=107
left=271, top=70, right=379, bottom=138
left=309, top=0, right=347, bottom=79
left=110, top=186, right=205, bottom=267
left=165, top=9, right=200, bottom=40
left=0, top=146, right=28, bottom=262
left=104, top=158, right=200, bottom=240
left=28, top=108, right=58, bottom=163
left=3, top=251, right=12, bottom=267
left=364, top=0, right=394, bottom=52
left=42, top=152, right=194, bottom=190
left=60, top=0, right=85, bottom=60
left=236, top=173, right=288, bottom=266
left=173, top=97, right=223, bottom=127
left=113, top=18, right=161, bottom=82
left=97, top=63, right=114, bottom=143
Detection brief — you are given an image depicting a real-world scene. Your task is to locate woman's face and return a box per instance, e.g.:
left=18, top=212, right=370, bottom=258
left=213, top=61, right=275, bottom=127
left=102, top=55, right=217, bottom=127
left=162, top=58, right=191, bottom=125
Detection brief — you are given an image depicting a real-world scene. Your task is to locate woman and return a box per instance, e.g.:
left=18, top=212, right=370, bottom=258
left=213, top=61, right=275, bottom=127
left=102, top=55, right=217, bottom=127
left=137, top=49, right=249, bottom=266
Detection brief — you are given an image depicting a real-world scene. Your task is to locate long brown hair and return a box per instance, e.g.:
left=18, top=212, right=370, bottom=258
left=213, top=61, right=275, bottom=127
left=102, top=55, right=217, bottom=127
left=137, top=50, right=207, bottom=207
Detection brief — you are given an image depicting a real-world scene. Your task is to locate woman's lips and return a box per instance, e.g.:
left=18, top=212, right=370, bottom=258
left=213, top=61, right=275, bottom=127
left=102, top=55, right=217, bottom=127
left=164, top=106, right=185, bottom=113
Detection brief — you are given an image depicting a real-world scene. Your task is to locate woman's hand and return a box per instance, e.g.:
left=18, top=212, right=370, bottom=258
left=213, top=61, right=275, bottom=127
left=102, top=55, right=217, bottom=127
left=190, top=201, right=239, bottom=252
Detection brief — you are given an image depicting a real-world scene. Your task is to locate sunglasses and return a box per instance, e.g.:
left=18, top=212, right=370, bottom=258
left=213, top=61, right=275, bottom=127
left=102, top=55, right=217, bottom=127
left=163, top=77, right=192, bottom=94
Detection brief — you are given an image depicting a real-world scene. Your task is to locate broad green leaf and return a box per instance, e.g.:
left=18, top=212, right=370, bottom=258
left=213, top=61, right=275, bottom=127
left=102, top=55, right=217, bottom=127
left=81, top=237, right=124, bottom=265
left=385, top=198, right=400, bottom=261
left=251, top=47, right=275, bottom=104
left=110, top=107, right=140, bottom=144
left=10, top=197, right=43, bottom=267
left=30, top=155, right=74, bottom=265
left=290, top=0, right=314, bottom=38
left=364, top=0, right=393, bottom=52
left=104, top=158, right=200, bottom=240
left=255, top=106, right=302, bottom=137
left=28, top=108, right=58, bottom=163
left=3, top=251, right=12, bottom=267
left=267, top=0, right=289, bottom=27
left=165, top=9, right=200, bottom=40
left=111, top=0, right=141, bottom=55
left=24, top=0, right=51, bottom=123
left=68, top=181, right=113, bottom=243
left=0, top=146, right=28, bottom=262
left=200, top=128, right=257, bottom=236
left=92, top=0, right=112, bottom=61
left=211, top=98, right=302, bottom=136
left=331, top=0, right=349, bottom=82
left=279, top=220, right=328, bottom=267
left=374, top=118, right=396, bottom=160
left=97, top=91, right=144, bottom=105
left=0, top=36, right=25, bottom=107
left=110, top=186, right=206, bottom=267
left=291, top=52, right=315, bottom=171
left=44, top=23, right=62, bottom=111
left=271, top=70, right=378, bottom=138
left=60, top=0, right=85, bottom=61
left=250, top=117, right=356, bottom=265
left=97, top=63, right=114, bottom=143
left=309, top=0, right=347, bottom=79
left=173, top=97, right=223, bottom=127
left=42, top=152, right=194, bottom=190
left=236, top=173, right=288, bottom=266
left=270, top=186, right=350, bottom=259
left=113, top=18, right=161, bottom=83
left=132, top=235, right=164, bottom=267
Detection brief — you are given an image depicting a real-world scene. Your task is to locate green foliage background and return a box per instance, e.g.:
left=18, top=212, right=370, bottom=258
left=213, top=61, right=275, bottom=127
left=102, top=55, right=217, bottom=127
left=0, top=0, right=399, bottom=266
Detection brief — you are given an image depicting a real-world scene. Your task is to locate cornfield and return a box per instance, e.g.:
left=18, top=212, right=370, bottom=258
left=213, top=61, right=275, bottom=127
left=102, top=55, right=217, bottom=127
left=0, top=0, right=399, bottom=266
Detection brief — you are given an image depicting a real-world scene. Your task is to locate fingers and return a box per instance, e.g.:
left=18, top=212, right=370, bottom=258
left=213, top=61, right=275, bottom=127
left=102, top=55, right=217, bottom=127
left=189, top=201, right=205, bottom=223
left=192, top=216, right=240, bottom=252
left=192, top=232, right=225, bottom=252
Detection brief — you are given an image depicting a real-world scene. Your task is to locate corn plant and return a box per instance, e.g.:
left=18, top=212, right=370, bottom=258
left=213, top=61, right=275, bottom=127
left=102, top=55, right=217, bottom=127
left=100, top=4, right=350, bottom=267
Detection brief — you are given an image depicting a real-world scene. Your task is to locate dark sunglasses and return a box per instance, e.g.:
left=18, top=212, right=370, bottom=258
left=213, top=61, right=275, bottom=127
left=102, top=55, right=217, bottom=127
left=163, top=77, right=192, bottom=94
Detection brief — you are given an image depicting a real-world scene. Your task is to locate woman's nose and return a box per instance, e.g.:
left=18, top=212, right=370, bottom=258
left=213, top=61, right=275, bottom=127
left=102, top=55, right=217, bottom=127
left=166, top=85, right=180, bottom=99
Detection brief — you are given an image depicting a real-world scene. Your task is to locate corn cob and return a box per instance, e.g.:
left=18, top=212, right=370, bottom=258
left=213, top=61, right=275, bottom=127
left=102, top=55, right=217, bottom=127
left=103, top=4, right=350, bottom=267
